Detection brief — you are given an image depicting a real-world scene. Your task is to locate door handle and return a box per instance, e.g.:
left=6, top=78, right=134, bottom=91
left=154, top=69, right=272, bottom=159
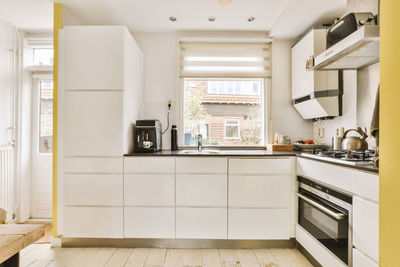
left=297, top=193, right=346, bottom=220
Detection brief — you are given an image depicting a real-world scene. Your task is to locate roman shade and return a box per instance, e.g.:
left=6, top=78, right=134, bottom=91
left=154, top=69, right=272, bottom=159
left=180, top=41, right=271, bottom=78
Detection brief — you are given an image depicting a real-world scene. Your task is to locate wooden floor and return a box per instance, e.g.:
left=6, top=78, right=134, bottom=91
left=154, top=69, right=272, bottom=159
left=19, top=244, right=313, bottom=267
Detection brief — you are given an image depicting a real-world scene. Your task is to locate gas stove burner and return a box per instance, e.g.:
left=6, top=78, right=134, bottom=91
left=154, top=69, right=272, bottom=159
left=303, top=149, right=376, bottom=166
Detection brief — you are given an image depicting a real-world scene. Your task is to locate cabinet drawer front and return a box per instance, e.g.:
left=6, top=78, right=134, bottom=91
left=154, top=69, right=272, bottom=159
left=228, top=208, right=291, bottom=240
left=353, top=248, right=378, bottom=267
left=229, top=158, right=293, bottom=175
left=63, top=91, right=123, bottom=157
left=176, top=175, right=227, bottom=207
left=353, top=197, right=379, bottom=262
left=124, top=174, right=175, bottom=206
left=229, top=175, right=292, bottom=208
left=63, top=157, right=122, bottom=173
left=124, top=157, right=175, bottom=173
left=124, top=207, right=175, bottom=238
left=63, top=207, right=123, bottom=238
left=176, top=208, right=227, bottom=239
left=176, top=158, right=227, bottom=174
left=64, top=174, right=123, bottom=206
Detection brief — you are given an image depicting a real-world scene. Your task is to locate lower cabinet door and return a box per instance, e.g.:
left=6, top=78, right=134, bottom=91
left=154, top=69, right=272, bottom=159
left=124, top=207, right=175, bottom=238
left=353, top=248, right=378, bottom=267
left=353, top=197, right=379, bottom=262
left=63, top=207, right=123, bottom=238
left=176, top=208, right=227, bottom=239
left=64, top=174, right=123, bottom=206
left=228, top=208, right=290, bottom=239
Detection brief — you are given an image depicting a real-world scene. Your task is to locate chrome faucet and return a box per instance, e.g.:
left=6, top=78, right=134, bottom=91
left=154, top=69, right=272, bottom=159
left=197, top=134, right=203, bottom=152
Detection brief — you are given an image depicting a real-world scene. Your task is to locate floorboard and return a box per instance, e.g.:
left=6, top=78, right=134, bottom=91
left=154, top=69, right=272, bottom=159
left=18, top=244, right=313, bottom=267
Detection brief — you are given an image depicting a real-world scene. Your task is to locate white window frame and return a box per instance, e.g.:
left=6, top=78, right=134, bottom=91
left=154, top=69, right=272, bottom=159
left=224, top=119, right=241, bottom=140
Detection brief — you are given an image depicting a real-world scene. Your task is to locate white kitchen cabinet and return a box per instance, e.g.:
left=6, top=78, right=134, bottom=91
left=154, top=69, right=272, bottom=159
left=62, top=26, right=130, bottom=91
left=229, top=158, right=293, bottom=175
left=64, top=174, right=123, bottom=206
left=353, top=248, right=378, bottom=267
left=124, top=207, right=175, bottom=238
left=292, top=28, right=338, bottom=100
left=176, top=208, right=227, bottom=239
left=124, top=174, right=175, bottom=206
left=63, top=91, right=123, bottom=157
left=59, top=25, right=143, bottom=237
left=63, top=157, right=123, bottom=173
left=228, top=208, right=291, bottom=240
left=296, top=224, right=347, bottom=267
left=124, top=157, right=175, bottom=173
left=176, top=174, right=227, bottom=207
left=353, top=196, right=379, bottom=263
left=176, top=157, right=227, bottom=174
left=229, top=174, right=291, bottom=208
left=63, top=207, right=123, bottom=238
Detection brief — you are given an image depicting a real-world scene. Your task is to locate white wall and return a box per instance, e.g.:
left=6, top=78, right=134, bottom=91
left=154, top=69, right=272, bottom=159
left=131, top=33, right=313, bottom=149
left=0, top=21, right=14, bottom=147
left=313, top=0, right=380, bottom=148
left=132, top=33, right=179, bottom=150
left=270, top=39, right=314, bottom=144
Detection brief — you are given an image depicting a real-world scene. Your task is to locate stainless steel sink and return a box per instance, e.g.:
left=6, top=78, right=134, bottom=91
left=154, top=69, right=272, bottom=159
left=179, top=150, right=221, bottom=154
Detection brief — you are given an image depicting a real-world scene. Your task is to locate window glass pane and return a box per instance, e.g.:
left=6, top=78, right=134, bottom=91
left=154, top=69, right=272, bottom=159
left=33, top=48, right=54, bottom=65
left=184, top=79, right=264, bottom=146
left=39, top=80, right=53, bottom=153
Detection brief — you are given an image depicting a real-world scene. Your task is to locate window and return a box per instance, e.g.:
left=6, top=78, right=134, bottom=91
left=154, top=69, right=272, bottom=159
left=225, top=119, right=240, bottom=139
left=33, top=48, right=53, bottom=65
left=38, top=80, right=53, bottom=153
left=180, top=41, right=270, bottom=146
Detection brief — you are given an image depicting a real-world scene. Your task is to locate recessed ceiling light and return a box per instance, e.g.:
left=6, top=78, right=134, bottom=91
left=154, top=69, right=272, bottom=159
left=169, top=17, right=177, bottom=22
left=219, top=0, right=232, bottom=5
left=248, top=17, right=255, bottom=22
left=208, top=17, right=216, bottom=22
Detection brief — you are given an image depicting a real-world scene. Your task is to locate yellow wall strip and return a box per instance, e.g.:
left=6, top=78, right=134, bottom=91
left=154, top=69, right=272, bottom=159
left=53, top=3, right=62, bottom=237
left=380, top=0, right=400, bottom=265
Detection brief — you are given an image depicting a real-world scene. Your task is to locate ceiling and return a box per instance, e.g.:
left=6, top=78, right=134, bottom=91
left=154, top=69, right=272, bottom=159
left=0, top=0, right=347, bottom=38
left=58, top=0, right=290, bottom=33
left=0, top=0, right=53, bottom=32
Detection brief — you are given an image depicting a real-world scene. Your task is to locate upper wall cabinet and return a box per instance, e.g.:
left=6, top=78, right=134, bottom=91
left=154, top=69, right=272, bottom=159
left=60, top=25, right=143, bottom=155
left=61, top=26, right=142, bottom=91
left=292, top=28, right=340, bottom=120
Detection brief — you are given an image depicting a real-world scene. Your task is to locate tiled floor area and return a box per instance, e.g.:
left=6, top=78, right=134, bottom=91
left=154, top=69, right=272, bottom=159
left=20, top=245, right=313, bottom=267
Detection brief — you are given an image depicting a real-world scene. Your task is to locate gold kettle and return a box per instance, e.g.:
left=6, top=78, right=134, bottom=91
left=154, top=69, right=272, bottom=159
left=341, top=128, right=368, bottom=151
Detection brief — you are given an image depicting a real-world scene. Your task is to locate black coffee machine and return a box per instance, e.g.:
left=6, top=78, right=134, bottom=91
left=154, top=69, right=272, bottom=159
left=134, top=120, right=162, bottom=152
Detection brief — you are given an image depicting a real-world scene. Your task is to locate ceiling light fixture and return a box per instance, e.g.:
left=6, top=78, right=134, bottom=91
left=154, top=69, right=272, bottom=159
left=169, top=16, right=177, bottom=22
left=208, top=17, right=216, bottom=22
left=219, top=0, right=232, bottom=6
left=248, top=16, right=255, bottom=22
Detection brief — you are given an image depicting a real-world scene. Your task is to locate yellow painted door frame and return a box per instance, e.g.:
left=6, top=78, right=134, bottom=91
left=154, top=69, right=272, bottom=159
left=53, top=3, right=62, bottom=237
left=380, top=0, right=400, bottom=265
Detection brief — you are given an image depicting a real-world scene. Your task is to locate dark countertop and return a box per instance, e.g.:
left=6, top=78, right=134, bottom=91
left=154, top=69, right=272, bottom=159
left=124, top=149, right=379, bottom=174
left=124, top=150, right=297, bottom=157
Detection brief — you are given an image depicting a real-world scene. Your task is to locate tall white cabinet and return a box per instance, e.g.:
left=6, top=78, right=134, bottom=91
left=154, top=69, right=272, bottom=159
left=58, top=26, right=143, bottom=237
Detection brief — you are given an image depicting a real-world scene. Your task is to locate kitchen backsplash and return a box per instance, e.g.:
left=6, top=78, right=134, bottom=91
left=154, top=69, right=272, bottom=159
left=314, top=63, right=379, bottom=149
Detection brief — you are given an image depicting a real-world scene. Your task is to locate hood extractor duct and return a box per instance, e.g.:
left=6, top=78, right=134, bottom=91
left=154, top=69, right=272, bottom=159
left=292, top=71, right=343, bottom=120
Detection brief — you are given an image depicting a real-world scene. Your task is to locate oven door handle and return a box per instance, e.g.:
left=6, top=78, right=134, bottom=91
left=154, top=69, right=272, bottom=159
left=297, top=193, right=346, bottom=220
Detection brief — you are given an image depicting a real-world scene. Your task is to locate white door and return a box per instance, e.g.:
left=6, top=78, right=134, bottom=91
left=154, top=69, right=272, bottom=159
left=31, top=79, right=53, bottom=219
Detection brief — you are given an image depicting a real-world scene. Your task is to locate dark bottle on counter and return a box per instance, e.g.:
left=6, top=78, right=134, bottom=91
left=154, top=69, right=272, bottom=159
left=171, top=125, right=178, bottom=151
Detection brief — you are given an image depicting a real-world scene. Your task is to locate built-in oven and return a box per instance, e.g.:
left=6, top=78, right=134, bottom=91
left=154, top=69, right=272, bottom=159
left=297, top=176, right=352, bottom=266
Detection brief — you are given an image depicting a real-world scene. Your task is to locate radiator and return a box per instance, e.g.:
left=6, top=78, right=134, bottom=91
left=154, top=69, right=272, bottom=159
left=0, top=147, right=14, bottom=222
